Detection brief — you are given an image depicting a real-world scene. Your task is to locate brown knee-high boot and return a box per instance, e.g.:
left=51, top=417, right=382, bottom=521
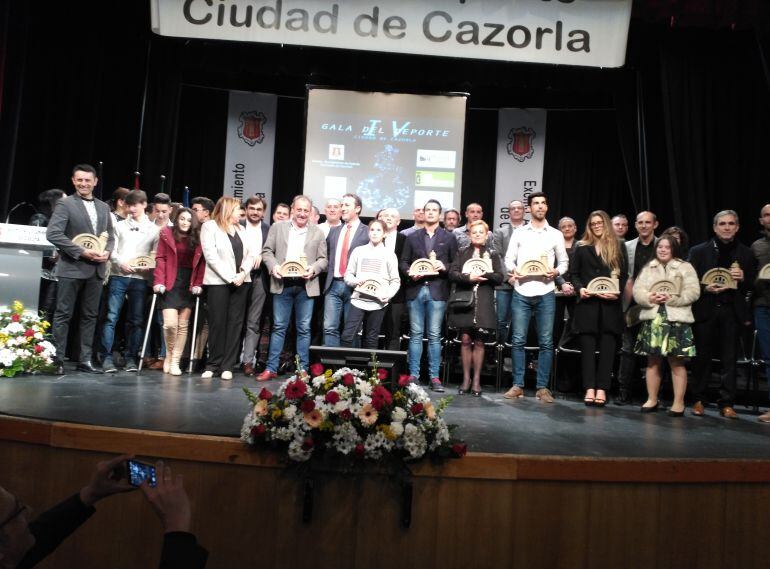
left=170, top=320, right=189, bottom=376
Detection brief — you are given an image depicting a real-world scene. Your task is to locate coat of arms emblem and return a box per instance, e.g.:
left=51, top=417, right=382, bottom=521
left=238, top=111, right=266, bottom=146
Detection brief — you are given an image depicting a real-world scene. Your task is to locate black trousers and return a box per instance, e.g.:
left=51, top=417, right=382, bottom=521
left=53, top=276, right=103, bottom=364
left=205, top=283, right=249, bottom=373
left=342, top=305, right=387, bottom=349
left=691, top=304, right=739, bottom=407
left=383, top=302, right=406, bottom=351
left=579, top=333, right=616, bottom=391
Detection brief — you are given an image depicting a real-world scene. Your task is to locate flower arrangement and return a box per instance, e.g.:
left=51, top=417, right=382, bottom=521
left=0, top=300, right=55, bottom=377
left=241, top=355, right=466, bottom=463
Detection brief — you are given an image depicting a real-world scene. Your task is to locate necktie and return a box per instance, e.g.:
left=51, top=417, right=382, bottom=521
left=339, top=224, right=352, bottom=276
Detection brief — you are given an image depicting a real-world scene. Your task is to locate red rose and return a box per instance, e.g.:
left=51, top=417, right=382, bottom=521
left=340, top=409, right=352, bottom=420
left=24, top=328, right=35, bottom=337
left=451, top=443, right=468, bottom=458
left=34, top=345, right=43, bottom=353
left=324, top=391, right=340, bottom=404
left=373, top=385, right=392, bottom=404
left=258, top=387, right=273, bottom=401
left=371, top=397, right=385, bottom=411
left=301, top=437, right=314, bottom=451
left=300, top=399, right=316, bottom=413
left=354, top=443, right=365, bottom=458
left=377, top=368, right=388, bottom=381
left=411, top=403, right=424, bottom=415
left=310, top=363, right=325, bottom=377
left=10, top=314, right=19, bottom=322
left=398, top=374, right=411, bottom=387
left=285, top=380, right=307, bottom=400
left=250, top=424, right=266, bottom=437
left=342, top=373, right=355, bottom=387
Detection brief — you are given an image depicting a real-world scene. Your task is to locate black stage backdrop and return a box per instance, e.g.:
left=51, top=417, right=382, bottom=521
left=1, top=1, right=769, bottom=246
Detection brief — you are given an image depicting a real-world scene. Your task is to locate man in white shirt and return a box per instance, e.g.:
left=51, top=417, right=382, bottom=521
left=317, top=198, right=342, bottom=238
left=323, top=193, right=369, bottom=346
left=101, top=190, right=159, bottom=372
left=503, top=193, right=568, bottom=403
left=240, top=196, right=270, bottom=376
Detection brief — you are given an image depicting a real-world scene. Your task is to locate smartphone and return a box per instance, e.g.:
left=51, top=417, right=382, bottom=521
left=127, top=459, right=157, bottom=487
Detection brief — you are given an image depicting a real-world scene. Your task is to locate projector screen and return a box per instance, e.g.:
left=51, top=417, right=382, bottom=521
left=303, top=88, right=468, bottom=220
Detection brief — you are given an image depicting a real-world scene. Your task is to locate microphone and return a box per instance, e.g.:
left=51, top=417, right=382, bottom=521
left=5, top=202, right=38, bottom=224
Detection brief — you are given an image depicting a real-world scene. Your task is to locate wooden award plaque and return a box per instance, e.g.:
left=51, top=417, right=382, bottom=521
left=128, top=255, right=156, bottom=270
left=701, top=268, right=737, bottom=289
left=73, top=231, right=108, bottom=253
left=585, top=276, right=620, bottom=295
left=409, top=250, right=439, bottom=277
left=462, top=252, right=493, bottom=276
left=758, top=263, right=770, bottom=280
left=518, top=254, right=549, bottom=277
left=355, top=278, right=385, bottom=298
left=648, top=279, right=680, bottom=296
left=279, top=253, right=308, bottom=278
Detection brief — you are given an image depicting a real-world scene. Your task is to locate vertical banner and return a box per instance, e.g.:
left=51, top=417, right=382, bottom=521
left=223, top=91, right=278, bottom=208
left=493, top=108, right=547, bottom=230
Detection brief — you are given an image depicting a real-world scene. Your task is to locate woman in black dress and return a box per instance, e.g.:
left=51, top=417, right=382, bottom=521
left=570, top=211, right=628, bottom=407
left=448, top=220, right=504, bottom=396
left=153, top=208, right=199, bottom=375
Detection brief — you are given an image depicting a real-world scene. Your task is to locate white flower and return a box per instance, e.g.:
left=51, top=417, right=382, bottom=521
left=4, top=322, right=23, bottom=334
left=356, top=379, right=373, bottom=396
left=392, top=407, right=407, bottom=423
left=0, top=348, right=15, bottom=367
left=333, top=400, right=349, bottom=414
left=312, top=375, right=326, bottom=389
left=283, top=405, right=297, bottom=420
left=390, top=422, right=404, bottom=437
left=403, top=423, right=428, bottom=458
left=288, top=439, right=312, bottom=462
left=273, top=427, right=294, bottom=441
left=332, top=422, right=359, bottom=455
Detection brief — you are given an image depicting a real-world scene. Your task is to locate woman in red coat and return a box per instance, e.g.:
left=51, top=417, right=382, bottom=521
left=152, top=208, right=203, bottom=375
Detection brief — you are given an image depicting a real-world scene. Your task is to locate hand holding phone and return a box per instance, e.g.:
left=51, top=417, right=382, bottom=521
left=127, top=459, right=157, bottom=488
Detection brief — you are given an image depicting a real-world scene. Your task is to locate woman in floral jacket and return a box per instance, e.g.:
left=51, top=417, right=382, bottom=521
left=632, top=235, right=700, bottom=416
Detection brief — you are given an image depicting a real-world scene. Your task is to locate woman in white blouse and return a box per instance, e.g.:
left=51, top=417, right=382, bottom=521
left=200, top=197, right=253, bottom=380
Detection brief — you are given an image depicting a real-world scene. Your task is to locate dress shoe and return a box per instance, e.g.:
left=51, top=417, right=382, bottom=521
left=429, top=378, right=445, bottom=392
left=641, top=402, right=659, bottom=413
left=504, top=385, right=524, bottom=399
left=613, top=389, right=631, bottom=406
left=77, top=362, right=104, bottom=374
left=667, top=409, right=685, bottom=417
left=256, top=370, right=278, bottom=382
left=691, top=401, right=705, bottom=417
left=242, top=363, right=256, bottom=376
left=52, top=360, right=65, bottom=375
left=148, top=358, right=165, bottom=370
left=719, top=406, right=738, bottom=419
left=471, top=390, right=482, bottom=398
left=457, top=385, right=471, bottom=395
left=536, top=388, right=555, bottom=403
left=758, top=410, right=770, bottom=423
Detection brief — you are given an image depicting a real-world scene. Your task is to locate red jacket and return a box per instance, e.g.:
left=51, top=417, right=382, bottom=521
left=154, top=227, right=205, bottom=291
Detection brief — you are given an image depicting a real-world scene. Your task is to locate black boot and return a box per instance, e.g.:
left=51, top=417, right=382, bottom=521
left=614, top=388, right=631, bottom=406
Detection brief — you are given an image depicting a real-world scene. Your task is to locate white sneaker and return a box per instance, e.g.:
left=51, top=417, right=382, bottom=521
left=221, top=371, right=233, bottom=380
left=201, top=370, right=214, bottom=379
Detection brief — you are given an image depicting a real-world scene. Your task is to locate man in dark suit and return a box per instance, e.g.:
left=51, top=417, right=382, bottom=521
left=378, top=208, right=407, bottom=350
left=240, top=196, right=271, bottom=375
left=46, top=164, right=114, bottom=374
left=399, top=199, right=458, bottom=392
left=688, top=209, right=756, bottom=419
left=323, top=193, right=369, bottom=347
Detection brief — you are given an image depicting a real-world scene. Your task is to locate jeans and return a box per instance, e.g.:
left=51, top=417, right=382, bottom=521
left=323, top=278, right=352, bottom=347
left=511, top=289, right=555, bottom=389
left=101, top=276, right=148, bottom=359
left=755, top=306, right=770, bottom=402
left=496, top=288, right=513, bottom=343
left=267, top=284, right=314, bottom=373
left=406, top=285, right=446, bottom=379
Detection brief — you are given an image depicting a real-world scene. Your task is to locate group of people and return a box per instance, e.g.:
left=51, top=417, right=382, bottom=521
left=42, top=164, right=770, bottom=422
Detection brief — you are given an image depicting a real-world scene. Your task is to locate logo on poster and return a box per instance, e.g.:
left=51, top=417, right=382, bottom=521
left=506, top=127, right=535, bottom=162
left=238, top=111, right=267, bottom=146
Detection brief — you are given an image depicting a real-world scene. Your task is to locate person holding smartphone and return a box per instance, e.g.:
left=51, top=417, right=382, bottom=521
left=0, top=455, right=207, bottom=568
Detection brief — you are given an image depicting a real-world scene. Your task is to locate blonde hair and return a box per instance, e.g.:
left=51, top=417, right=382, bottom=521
left=211, top=197, right=242, bottom=233
left=469, top=219, right=489, bottom=233
left=579, top=210, right=623, bottom=274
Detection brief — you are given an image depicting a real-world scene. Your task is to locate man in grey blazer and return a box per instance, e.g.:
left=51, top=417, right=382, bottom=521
left=493, top=199, right=526, bottom=343
left=257, top=195, right=328, bottom=380
left=46, top=164, right=115, bottom=374
left=615, top=210, right=658, bottom=405
left=323, top=193, right=369, bottom=346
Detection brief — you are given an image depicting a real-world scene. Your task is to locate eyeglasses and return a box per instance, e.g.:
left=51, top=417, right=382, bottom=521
left=0, top=496, right=29, bottom=530
left=589, top=221, right=605, bottom=227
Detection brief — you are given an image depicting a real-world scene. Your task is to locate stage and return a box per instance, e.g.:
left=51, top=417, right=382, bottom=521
left=2, top=365, right=770, bottom=569
left=0, top=365, right=769, bottom=459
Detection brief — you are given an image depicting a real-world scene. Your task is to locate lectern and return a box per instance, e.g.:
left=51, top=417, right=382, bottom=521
left=0, top=224, right=54, bottom=314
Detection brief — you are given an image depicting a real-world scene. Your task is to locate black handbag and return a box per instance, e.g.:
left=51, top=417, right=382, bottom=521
left=448, top=284, right=476, bottom=311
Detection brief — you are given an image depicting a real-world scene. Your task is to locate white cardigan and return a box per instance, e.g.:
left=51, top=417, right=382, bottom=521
left=632, top=259, right=700, bottom=323
left=200, top=220, right=253, bottom=285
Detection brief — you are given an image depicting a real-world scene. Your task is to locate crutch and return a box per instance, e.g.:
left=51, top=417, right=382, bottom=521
left=188, top=296, right=200, bottom=374
left=137, top=292, right=158, bottom=374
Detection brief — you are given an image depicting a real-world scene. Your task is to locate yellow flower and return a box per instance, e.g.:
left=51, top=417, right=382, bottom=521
left=320, top=420, right=334, bottom=432
left=358, top=404, right=378, bottom=426
left=11, top=300, right=23, bottom=313
left=393, top=392, right=406, bottom=404
left=378, top=424, right=397, bottom=441
left=271, top=408, right=283, bottom=420
left=324, top=369, right=333, bottom=378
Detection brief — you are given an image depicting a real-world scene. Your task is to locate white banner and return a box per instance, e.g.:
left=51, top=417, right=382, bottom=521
left=493, top=108, right=547, bottom=230
left=223, top=91, right=277, bottom=207
left=151, top=0, right=632, bottom=68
